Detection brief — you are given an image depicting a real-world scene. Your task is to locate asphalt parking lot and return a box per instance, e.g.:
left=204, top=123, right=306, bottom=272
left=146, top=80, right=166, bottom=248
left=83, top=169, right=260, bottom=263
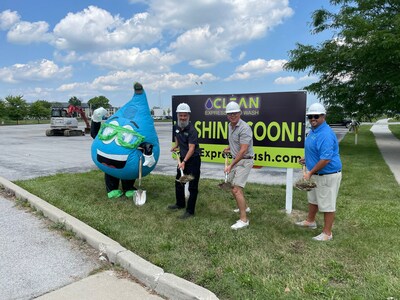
left=0, top=122, right=348, bottom=299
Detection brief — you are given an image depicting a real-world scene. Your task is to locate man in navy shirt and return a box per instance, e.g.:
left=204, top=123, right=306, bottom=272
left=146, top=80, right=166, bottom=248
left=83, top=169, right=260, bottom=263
left=169, top=103, right=201, bottom=219
left=296, top=103, right=342, bottom=241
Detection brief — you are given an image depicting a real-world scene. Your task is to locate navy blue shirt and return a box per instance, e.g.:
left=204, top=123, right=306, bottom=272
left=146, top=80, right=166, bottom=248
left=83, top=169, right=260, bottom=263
left=173, top=122, right=200, bottom=159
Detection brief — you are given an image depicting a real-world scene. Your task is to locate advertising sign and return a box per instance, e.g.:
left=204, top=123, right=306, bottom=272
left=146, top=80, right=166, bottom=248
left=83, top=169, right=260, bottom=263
left=172, top=91, right=306, bottom=168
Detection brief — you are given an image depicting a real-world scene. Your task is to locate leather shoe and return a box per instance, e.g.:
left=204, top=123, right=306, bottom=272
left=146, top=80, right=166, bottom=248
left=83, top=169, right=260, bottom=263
left=179, top=211, right=194, bottom=219
left=168, top=204, right=184, bottom=210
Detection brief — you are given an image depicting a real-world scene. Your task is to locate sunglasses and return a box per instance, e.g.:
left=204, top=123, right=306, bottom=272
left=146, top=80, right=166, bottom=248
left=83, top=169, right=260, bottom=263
left=307, top=114, right=322, bottom=120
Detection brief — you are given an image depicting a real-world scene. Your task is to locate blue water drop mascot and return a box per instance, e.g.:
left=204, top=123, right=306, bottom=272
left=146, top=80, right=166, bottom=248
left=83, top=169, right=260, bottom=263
left=90, top=82, right=159, bottom=198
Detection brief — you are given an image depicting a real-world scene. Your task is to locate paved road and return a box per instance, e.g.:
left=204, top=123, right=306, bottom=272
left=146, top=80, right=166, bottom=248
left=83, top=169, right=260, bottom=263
left=0, top=124, right=167, bottom=300
left=370, top=119, right=400, bottom=184
left=0, top=122, right=349, bottom=299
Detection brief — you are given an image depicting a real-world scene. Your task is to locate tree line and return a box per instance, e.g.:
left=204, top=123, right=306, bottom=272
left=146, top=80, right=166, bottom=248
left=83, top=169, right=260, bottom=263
left=284, top=0, right=400, bottom=120
left=0, top=95, right=111, bottom=125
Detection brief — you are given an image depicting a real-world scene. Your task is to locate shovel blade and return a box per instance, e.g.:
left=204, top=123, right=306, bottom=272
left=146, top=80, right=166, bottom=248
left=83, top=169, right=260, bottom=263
left=134, top=189, right=146, bottom=206
left=218, top=182, right=232, bottom=191
left=176, top=174, right=194, bottom=184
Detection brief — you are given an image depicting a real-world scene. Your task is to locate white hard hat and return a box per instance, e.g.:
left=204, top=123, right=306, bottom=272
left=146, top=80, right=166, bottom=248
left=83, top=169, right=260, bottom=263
left=176, top=103, right=191, bottom=113
left=226, top=101, right=241, bottom=113
left=306, top=102, right=326, bottom=115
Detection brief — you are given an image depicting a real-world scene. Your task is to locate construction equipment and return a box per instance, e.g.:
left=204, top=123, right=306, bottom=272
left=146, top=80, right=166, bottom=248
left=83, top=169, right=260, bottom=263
left=45, top=105, right=91, bottom=136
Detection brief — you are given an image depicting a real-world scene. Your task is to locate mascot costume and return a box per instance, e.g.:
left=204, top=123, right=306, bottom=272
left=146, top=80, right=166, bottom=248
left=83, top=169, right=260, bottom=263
left=90, top=82, right=159, bottom=199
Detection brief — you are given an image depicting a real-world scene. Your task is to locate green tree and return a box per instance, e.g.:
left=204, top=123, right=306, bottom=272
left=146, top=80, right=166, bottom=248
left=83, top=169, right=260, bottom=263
left=5, top=95, right=29, bottom=124
left=29, top=100, right=52, bottom=123
left=0, top=100, right=6, bottom=121
left=88, top=96, right=110, bottom=110
left=68, top=96, right=81, bottom=107
left=284, top=0, right=400, bottom=119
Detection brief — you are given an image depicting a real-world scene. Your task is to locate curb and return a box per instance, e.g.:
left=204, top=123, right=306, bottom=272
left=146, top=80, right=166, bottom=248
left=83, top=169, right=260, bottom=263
left=0, top=176, right=219, bottom=300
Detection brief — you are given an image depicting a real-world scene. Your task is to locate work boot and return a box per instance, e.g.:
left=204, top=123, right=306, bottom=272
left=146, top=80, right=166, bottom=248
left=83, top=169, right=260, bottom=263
left=179, top=211, right=194, bottom=219
left=168, top=204, right=184, bottom=210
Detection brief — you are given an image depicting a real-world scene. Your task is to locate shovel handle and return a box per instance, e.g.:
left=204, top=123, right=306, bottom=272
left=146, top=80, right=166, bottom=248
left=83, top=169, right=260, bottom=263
left=174, top=152, right=185, bottom=177
left=224, top=154, right=228, bottom=168
left=302, top=164, right=307, bottom=176
left=138, top=155, right=142, bottom=187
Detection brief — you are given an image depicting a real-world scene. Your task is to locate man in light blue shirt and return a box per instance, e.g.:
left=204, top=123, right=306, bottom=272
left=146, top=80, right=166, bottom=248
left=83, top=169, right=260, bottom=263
left=296, top=103, right=342, bottom=241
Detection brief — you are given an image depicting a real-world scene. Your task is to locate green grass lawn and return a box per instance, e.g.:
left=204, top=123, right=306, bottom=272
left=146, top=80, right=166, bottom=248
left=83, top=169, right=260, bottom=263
left=15, top=125, right=400, bottom=299
left=389, top=124, right=400, bottom=140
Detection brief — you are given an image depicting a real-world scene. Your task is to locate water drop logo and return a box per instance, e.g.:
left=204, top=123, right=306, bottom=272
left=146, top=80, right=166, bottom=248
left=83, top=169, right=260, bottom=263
left=205, top=98, right=213, bottom=110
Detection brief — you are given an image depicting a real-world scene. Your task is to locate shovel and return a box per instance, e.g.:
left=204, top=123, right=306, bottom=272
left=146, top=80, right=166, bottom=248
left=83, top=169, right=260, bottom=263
left=134, top=155, right=146, bottom=206
left=218, top=154, right=233, bottom=191
left=294, top=164, right=317, bottom=191
left=175, top=153, right=194, bottom=184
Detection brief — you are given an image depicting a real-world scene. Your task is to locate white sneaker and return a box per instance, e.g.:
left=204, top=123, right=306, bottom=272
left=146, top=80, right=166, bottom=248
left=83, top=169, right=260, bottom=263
left=233, top=207, right=251, bottom=213
left=312, top=232, right=333, bottom=241
left=295, top=220, right=317, bottom=229
left=231, top=219, right=249, bottom=230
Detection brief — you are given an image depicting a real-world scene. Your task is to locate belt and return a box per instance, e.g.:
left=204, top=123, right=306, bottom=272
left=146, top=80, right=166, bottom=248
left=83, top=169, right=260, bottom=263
left=315, top=170, right=341, bottom=176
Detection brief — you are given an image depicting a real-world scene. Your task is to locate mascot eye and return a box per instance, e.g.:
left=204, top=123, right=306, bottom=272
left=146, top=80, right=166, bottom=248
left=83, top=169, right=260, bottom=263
left=121, top=125, right=135, bottom=143
left=103, top=120, right=119, bottom=144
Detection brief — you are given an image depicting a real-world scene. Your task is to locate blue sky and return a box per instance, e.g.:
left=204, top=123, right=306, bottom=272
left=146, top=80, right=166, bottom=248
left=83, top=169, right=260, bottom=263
left=0, top=0, right=336, bottom=108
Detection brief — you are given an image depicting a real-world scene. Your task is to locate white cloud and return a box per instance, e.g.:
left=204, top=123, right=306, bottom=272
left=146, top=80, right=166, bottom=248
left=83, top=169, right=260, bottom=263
left=2, top=1, right=294, bottom=69
left=274, top=75, right=318, bottom=85
left=0, top=59, right=72, bottom=83
left=7, top=21, right=52, bottom=44
left=226, top=59, right=287, bottom=81
left=0, top=10, right=20, bottom=30
left=161, top=0, right=293, bottom=66
left=88, top=47, right=177, bottom=72
left=169, top=25, right=230, bottom=68
left=57, top=70, right=218, bottom=94
left=274, top=76, right=297, bottom=84
left=53, top=6, right=161, bottom=51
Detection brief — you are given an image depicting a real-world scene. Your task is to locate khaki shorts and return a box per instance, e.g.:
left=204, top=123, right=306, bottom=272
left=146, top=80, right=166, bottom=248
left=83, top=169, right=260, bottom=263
left=308, top=172, right=342, bottom=212
left=228, top=159, right=253, bottom=188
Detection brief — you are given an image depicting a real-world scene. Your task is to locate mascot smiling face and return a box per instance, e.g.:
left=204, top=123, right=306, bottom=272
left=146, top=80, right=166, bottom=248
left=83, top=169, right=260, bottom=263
left=91, top=84, right=160, bottom=180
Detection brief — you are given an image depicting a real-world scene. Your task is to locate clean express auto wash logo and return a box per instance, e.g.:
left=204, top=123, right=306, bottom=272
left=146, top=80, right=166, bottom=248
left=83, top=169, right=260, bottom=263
left=204, top=96, right=260, bottom=116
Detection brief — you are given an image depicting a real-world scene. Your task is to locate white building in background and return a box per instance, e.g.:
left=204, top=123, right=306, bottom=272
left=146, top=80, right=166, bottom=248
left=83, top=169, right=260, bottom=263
left=152, top=107, right=172, bottom=119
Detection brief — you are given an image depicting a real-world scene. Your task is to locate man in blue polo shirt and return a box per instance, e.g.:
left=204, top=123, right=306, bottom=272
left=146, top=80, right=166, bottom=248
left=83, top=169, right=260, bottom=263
left=296, top=102, right=342, bottom=241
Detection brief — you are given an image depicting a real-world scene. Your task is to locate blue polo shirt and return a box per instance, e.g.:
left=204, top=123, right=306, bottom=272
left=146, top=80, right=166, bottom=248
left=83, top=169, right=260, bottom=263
left=305, top=121, right=342, bottom=174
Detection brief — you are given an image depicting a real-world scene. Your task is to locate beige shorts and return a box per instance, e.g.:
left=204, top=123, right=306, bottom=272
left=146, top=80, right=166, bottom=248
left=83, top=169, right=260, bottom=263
left=228, top=159, right=253, bottom=188
left=307, top=172, right=342, bottom=212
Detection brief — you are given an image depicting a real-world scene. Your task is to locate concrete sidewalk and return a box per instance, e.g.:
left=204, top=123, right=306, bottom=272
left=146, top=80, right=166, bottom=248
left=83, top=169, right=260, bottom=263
left=0, top=177, right=218, bottom=300
left=370, top=119, right=400, bottom=185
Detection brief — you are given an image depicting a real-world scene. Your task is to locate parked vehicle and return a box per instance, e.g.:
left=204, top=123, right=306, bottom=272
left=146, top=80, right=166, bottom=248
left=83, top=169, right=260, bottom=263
left=328, top=119, right=352, bottom=128
left=45, top=105, right=90, bottom=136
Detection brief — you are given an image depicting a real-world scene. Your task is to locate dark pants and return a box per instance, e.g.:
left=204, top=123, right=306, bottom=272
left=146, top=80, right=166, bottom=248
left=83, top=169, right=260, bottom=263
left=175, top=156, right=201, bottom=215
left=105, top=173, right=136, bottom=193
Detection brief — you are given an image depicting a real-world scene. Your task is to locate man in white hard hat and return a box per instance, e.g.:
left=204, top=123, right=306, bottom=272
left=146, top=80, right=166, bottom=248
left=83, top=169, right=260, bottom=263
left=296, top=102, right=342, bottom=241
left=169, top=103, right=201, bottom=219
left=223, top=101, right=254, bottom=230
